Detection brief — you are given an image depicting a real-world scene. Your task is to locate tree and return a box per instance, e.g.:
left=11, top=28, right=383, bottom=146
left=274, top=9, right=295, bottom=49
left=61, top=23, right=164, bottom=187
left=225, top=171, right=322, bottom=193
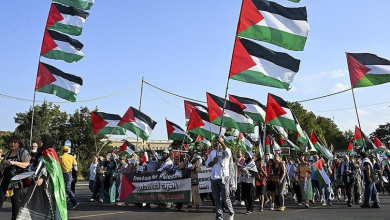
left=371, top=122, right=390, bottom=146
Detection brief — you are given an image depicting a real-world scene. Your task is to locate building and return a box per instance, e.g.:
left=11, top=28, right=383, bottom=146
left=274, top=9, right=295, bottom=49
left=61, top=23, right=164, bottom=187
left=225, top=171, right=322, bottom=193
left=102, top=137, right=172, bottom=152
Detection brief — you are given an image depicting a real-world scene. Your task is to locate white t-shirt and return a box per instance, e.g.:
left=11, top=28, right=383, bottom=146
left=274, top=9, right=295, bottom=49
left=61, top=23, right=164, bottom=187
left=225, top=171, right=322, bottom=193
left=89, top=163, right=97, bottom=181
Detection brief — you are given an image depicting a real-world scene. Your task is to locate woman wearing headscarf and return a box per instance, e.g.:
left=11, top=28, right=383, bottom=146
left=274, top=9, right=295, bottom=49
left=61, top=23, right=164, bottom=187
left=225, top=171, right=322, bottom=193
left=0, top=135, right=30, bottom=220
left=186, top=152, right=202, bottom=212
left=99, top=153, right=116, bottom=204
left=17, top=134, right=67, bottom=220
left=240, top=151, right=257, bottom=215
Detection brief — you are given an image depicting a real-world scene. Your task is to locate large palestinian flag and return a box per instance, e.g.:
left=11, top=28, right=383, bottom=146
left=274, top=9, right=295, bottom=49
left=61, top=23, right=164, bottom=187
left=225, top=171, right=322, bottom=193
left=310, top=130, right=333, bottom=161
left=354, top=126, right=375, bottom=150
left=40, top=29, right=84, bottom=63
left=265, top=93, right=303, bottom=134
left=312, top=159, right=331, bottom=188
left=53, top=0, right=95, bottom=10
left=119, top=140, right=136, bottom=157
left=237, top=0, right=310, bottom=51
left=35, top=62, right=82, bottom=102
left=91, top=112, right=126, bottom=135
left=229, top=94, right=266, bottom=123
left=207, top=92, right=254, bottom=133
left=374, top=137, right=386, bottom=152
left=118, top=107, right=157, bottom=141
left=229, top=37, right=300, bottom=90
left=346, top=53, right=390, bottom=88
left=184, top=100, right=208, bottom=119
left=166, top=119, right=193, bottom=143
left=187, top=109, right=226, bottom=141
left=46, top=3, right=89, bottom=36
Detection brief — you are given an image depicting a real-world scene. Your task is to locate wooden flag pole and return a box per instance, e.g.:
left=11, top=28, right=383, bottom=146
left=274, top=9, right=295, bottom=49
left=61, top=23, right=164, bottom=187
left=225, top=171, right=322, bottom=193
left=218, top=0, right=245, bottom=141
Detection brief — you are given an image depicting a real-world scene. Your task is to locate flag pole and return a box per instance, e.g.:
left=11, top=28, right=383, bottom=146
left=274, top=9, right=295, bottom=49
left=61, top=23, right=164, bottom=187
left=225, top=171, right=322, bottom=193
left=136, top=77, right=145, bottom=149
left=218, top=0, right=245, bottom=140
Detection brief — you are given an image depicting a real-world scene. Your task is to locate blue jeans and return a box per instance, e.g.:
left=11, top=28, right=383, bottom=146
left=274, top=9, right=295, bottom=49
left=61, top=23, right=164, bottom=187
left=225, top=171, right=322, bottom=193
left=363, top=180, right=379, bottom=205
left=63, top=173, right=77, bottom=204
left=322, top=183, right=332, bottom=203
left=211, top=178, right=234, bottom=220
left=89, top=180, right=95, bottom=193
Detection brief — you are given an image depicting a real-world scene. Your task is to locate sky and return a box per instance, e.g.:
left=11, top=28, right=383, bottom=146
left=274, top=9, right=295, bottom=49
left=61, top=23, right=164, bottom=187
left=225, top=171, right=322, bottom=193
left=1, top=0, right=389, bottom=147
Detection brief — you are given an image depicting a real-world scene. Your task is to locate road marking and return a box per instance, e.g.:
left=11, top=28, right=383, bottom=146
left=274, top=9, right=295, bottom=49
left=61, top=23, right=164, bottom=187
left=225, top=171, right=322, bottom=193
left=69, top=212, right=126, bottom=219
left=291, top=206, right=319, bottom=213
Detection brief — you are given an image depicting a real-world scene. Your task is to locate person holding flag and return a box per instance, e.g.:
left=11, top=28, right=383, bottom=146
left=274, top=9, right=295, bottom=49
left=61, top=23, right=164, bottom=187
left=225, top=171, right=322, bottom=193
left=360, top=152, right=380, bottom=208
left=297, top=153, right=313, bottom=208
left=340, top=155, right=357, bottom=207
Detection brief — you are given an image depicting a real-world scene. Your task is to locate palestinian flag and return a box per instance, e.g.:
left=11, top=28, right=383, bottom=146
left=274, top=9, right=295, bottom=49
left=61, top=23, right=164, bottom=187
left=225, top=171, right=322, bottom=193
left=118, top=107, right=157, bottom=141
left=35, top=62, right=82, bottom=102
left=229, top=37, right=300, bottom=90
left=91, top=112, right=126, bottom=135
left=112, top=149, right=119, bottom=160
left=238, top=133, right=253, bottom=150
left=53, top=0, right=95, bottom=10
left=374, top=137, right=386, bottom=152
left=296, top=123, right=307, bottom=145
left=187, top=109, right=226, bottom=141
left=46, top=3, right=89, bottom=36
left=269, top=135, right=281, bottom=153
left=195, top=135, right=211, bottom=148
left=346, top=53, right=390, bottom=88
left=229, top=94, right=266, bottom=124
left=119, top=175, right=136, bottom=202
left=184, top=100, right=208, bottom=119
left=207, top=92, right=254, bottom=133
left=224, top=135, right=237, bottom=146
left=347, top=140, right=354, bottom=152
left=265, top=93, right=299, bottom=131
left=354, top=126, right=375, bottom=150
left=40, top=29, right=84, bottom=63
left=310, top=130, right=333, bottom=161
left=42, top=148, right=68, bottom=220
left=312, top=159, right=331, bottom=188
left=304, top=130, right=316, bottom=153
left=119, top=140, right=135, bottom=157
left=166, top=119, right=192, bottom=143
left=237, top=0, right=310, bottom=51
left=280, top=135, right=300, bottom=151
left=272, top=125, right=288, bottom=138
left=265, top=136, right=271, bottom=154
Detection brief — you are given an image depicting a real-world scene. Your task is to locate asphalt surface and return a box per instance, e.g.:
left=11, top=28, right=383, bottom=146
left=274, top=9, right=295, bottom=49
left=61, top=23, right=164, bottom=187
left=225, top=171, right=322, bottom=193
left=2, top=182, right=389, bottom=220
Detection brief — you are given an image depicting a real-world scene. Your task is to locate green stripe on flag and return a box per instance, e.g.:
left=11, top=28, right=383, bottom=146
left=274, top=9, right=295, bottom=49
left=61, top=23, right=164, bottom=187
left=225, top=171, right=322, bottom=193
left=42, top=50, right=84, bottom=63
left=354, top=74, right=390, bottom=88
left=37, top=84, right=78, bottom=102
left=231, top=70, right=290, bottom=90
left=47, top=23, right=83, bottom=36
left=120, top=123, right=150, bottom=140
left=97, top=126, right=126, bottom=135
left=238, top=25, right=307, bottom=51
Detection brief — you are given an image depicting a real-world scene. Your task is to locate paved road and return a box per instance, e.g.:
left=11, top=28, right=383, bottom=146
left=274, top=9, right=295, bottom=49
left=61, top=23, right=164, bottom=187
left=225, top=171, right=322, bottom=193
left=2, top=182, right=389, bottom=220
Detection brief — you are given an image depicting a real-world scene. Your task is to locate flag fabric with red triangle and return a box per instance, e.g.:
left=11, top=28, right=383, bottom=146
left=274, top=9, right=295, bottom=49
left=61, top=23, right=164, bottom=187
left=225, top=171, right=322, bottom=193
left=347, top=140, right=354, bottom=152
left=195, top=135, right=211, bottom=148
left=354, top=126, right=375, bottom=150
left=46, top=3, right=90, bottom=36
left=184, top=100, right=208, bottom=119
left=119, top=175, right=136, bottom=202
left=41, top=29, right=84, bottom=63
left=346, top=53, right=390, bottom=88
left=165, top=119, right=192, bottom=143
left=265, top=93, right=306, bottom=145
left=207, top=92, right=254, bottom=133
left=374, top=137, right=386, bottom=152
left=187, top=109, right=226, bottom=141
left=229, top=94, right=266, bottom=124
left=312, top=159, right=331, bottom=188
left=91, top=112, right=126, bottom=135
left=237, top=0, right=309, bottom=51
left=238, top=133, right=253, bottom=151
left=119, top=140, right=136, bottom=158
left=118, top=107, right=157, bottom=141
left=310, top=130, right=333, bottom=160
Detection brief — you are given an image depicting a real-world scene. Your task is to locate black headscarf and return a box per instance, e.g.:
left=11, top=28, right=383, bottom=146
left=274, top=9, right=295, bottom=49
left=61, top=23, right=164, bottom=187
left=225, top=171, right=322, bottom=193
left=40, top=134, right=55, bottom=151
left=34, top=134, right=54, bottom=166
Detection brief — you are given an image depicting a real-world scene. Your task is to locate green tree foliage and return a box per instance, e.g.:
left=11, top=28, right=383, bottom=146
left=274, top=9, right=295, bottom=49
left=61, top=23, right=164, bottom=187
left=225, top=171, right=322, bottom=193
left=371, top=122, right=390, bottom=145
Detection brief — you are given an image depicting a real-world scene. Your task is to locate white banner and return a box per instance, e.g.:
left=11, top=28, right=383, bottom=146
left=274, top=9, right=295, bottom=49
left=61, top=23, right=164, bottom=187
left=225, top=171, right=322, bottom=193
left=198, top=166, right=212, bottom=193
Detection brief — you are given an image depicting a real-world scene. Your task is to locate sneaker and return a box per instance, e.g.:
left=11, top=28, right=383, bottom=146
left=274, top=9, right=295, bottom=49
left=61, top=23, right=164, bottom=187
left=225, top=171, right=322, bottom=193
left=304, top=203, right=309, bottom=208
left=327, top=201, right=332, bottom=206
left=259, top=206, right=263, bottom=212
left=371, top=203, right=380, bottom=208
left=322, top=200, right=326, bottom=206
left=71, top=202, right=80, bottom=210
left=270, top=204, right=274, bottom=211
left=298, top=203, right=302, bottom=206
left=347, top=202, right=352, bottom=207
left=264, top=199, right=269, bottom=205
left=254, top=198, right=259, bottom=201
left=233, top=200, right=240, bottom=205
left=278, top=206, right=285, bottom=211
left=89, top=198, right=94, bottom=202
left=228, top=214, right=234, bottom=220
left=245, top=211, right=251, bottom=215
left=240, top=201, right=245, bottom=206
